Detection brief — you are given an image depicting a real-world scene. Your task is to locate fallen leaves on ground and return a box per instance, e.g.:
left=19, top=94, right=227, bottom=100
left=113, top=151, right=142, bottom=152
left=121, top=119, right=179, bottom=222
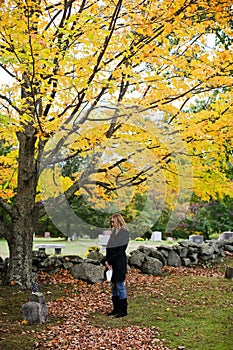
left=32, top=264, right=227, bottom=350
left=35, top=272, right=167, bottom=349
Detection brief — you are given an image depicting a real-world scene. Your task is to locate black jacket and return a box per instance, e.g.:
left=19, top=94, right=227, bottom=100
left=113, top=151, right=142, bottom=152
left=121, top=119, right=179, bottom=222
left=106, top=227, right=129, bottom=283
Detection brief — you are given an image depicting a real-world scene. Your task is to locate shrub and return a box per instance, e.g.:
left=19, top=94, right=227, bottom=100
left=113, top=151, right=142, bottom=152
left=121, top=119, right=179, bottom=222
left=209, top=232, right=220, bottom=240
left=84, top=245, right=100, bottom=258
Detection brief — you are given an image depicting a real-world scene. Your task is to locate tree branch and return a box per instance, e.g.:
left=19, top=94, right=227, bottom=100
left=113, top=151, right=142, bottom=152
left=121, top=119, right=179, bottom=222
left=0, top=63, right=16, bottom=80
left=0, top=197, right=14, bottom=216
left=0, top=94, right=22, bottom=114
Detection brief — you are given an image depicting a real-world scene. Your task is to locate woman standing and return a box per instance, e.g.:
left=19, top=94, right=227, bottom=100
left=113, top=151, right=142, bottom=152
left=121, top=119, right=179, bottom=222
left=105, top=213, right=129, bottom=318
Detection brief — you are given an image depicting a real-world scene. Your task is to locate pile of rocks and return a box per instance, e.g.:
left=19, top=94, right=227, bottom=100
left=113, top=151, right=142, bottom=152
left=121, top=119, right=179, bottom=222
left=0, top=238, right=233, bottom=284
left=128, top=238, right=233, bottom=275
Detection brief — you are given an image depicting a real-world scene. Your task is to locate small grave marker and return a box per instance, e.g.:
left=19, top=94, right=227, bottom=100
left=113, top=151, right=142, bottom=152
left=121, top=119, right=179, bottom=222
left=151, top=231, right=162, bottom=241
left=224, top=266, right=233, bottom=279
left=189, top=235, right=204, bottom=244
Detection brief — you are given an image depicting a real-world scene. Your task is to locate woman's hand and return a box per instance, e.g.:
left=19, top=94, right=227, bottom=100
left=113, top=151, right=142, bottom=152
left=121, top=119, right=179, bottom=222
left=105, top=261, right=112, bottom=269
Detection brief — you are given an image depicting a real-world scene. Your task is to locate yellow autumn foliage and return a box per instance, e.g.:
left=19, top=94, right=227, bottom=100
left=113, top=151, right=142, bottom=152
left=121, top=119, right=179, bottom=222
left=0, top=0, right=232, bottom=210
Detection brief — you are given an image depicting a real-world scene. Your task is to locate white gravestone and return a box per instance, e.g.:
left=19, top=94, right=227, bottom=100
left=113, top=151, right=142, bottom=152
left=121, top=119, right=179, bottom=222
left=218, top=232, right=233, bottom=240
left=99, top=230, right=111, bottom=251
left=151, top=231, right=162, bottom=241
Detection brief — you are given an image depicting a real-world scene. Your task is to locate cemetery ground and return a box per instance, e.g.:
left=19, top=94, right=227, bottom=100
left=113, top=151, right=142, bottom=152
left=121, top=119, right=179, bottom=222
left=0, top=236, right=178, bottom=259
left=0, top=240, right=232, bottom=350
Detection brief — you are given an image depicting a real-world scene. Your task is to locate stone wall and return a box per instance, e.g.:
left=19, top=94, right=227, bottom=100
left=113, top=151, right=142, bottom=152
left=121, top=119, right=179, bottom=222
left=128, top=238, right=233, bottom=275
left=0, top=238, right=232, bottom=284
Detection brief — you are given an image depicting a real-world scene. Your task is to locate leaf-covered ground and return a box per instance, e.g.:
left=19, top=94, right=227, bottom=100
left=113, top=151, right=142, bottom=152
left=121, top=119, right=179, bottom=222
left=1, top=257, right=232, bottom=350
left=35, top=269, right=165, bottom=350
left=29, top=260, right=232, bottom=350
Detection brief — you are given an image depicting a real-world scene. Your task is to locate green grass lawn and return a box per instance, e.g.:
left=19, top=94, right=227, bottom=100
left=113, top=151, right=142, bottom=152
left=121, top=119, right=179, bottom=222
left=0, top=237, right=98, bottom=258
left=90, top=273, right=233, bottom=350
left=0, top=237, right=176, bottom=259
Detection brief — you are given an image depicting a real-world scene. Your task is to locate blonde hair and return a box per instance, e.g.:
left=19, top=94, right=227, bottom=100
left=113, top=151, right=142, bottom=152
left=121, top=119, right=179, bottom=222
left=110, top=213, right=127, bottom=229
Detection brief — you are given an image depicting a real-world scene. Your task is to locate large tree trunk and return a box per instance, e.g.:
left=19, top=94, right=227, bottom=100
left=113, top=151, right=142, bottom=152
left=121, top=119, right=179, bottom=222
left=1, top=67, right=45, bottom=289
left=5, top=120, right=39, bottom=289
left=5, top=221, right=34, bottom=289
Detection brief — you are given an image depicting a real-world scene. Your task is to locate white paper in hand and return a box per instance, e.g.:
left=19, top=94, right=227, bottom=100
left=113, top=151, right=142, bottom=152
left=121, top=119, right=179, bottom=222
left=106, top=268, right=113, bottom=282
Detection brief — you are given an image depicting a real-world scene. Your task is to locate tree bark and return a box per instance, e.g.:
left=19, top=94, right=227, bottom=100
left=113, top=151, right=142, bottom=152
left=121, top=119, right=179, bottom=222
left=4, top=120, right=39, bottom=289
left=5, top=224, right=34, bottom=289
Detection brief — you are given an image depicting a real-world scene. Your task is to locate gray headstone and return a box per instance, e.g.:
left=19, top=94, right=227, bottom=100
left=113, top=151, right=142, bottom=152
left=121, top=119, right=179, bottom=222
left=22, top=301, right=48, bottom=324
left=22, top=292, right=48, bottom=324
left=189, top=235, right=204, bottom=244
left=218, top=232, right=233, bottom=240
